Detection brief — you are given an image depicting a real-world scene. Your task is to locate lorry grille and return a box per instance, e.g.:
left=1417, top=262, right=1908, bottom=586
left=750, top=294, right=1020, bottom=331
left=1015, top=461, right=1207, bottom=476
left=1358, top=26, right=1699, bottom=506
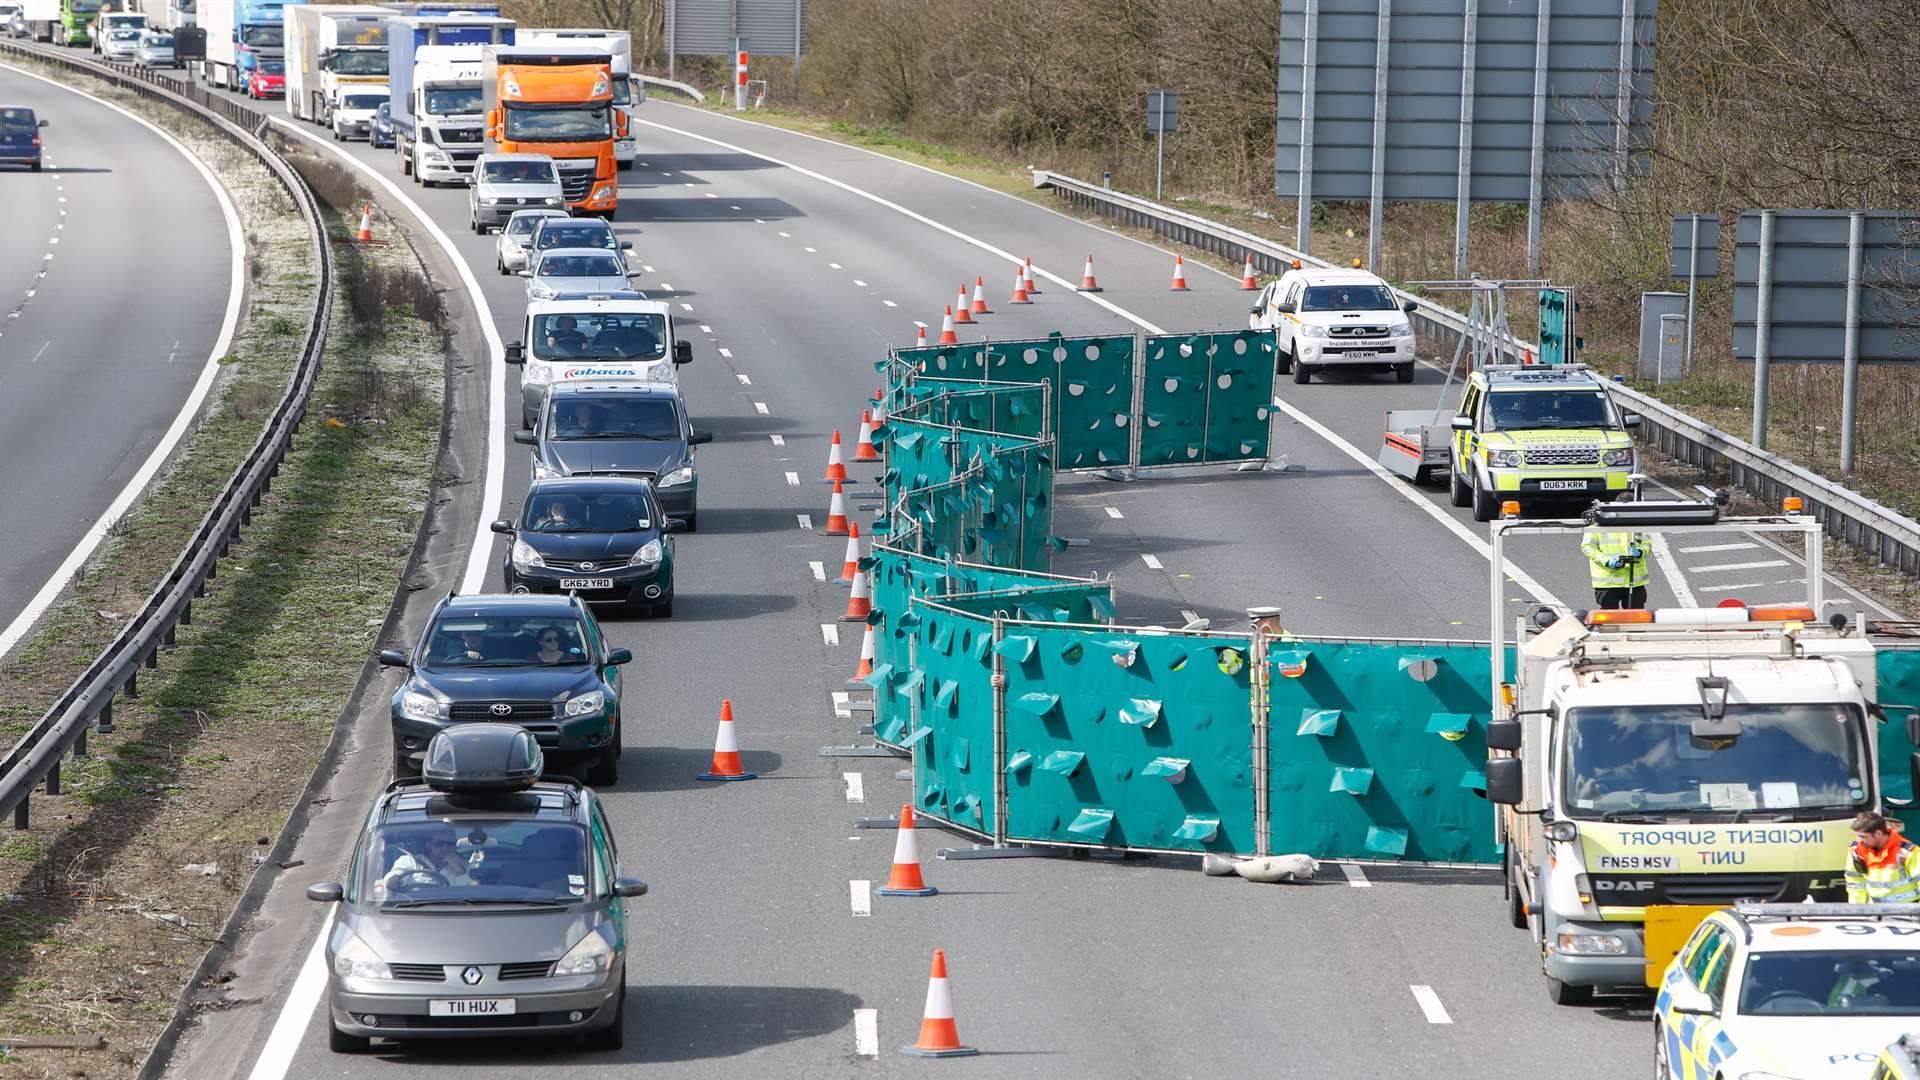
left=1523, top=447, right=1601, bottom=466
left=1659, top=873, right=1793, bottom=905
left=437, top=127, right=482, bottom=145
left=556, top=157, right=597, bottom=202
left=449, top=701, right=555, bottom=723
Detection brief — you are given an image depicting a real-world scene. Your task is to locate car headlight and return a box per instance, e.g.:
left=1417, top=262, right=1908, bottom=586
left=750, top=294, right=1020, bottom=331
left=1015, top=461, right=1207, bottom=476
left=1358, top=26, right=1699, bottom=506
left=1392, top=324, right=1415, bottom=339
left=483, top=196, right=503, bottom=206
left=1298, top=324, right=1329, bottom=339
left=657, top=465, right=693, bottom=487
left=399, top=684, right=449, bottom=722
left=533, top=460, right=560, bottom=480
left=1486, top=449, right=1523, bottom=468
left=1602, top=447, right=1634, bottom=466
left=511, top=538, right=546, bottom=569
left=592, top=183, right=615, bottom=201
left=530, top=285, right=553, bottom=299
left=563, top=689, right=605, bottom=718
left=333, top=931, right=392, bottom=980
left=629, top=539, right=663, bottom=566
left=544, top=196, right=565, bottom=206
left=553, top=929, right=613, bottom=976
left=1555, top=932, right=1627, bottom=956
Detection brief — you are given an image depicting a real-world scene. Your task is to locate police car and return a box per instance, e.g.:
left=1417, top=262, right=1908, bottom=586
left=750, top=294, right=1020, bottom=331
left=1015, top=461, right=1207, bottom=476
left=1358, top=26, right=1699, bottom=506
left=1655, top=904, right=1920, bottom=1080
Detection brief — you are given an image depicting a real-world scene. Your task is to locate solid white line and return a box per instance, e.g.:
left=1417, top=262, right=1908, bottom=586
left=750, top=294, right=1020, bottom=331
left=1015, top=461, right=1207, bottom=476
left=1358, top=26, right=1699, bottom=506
left=769, top=433, right=784, bottom=446
left=0, top=64, right=244, bottom=662
left=1105, top=506, right=1124, bottom=519
left=737, top=373, right=752, bottom=384
left=243, top=910, right=333, bottom=1080
left=1141, top=553, right=1163, bottom=569
left=1340, top=863, right=1372, bottom=888
left=850, top=880, right=871, bottom=917
left=1693, top=559, right=1790, bottom=573
left=785, top=471, right=800, bottom=486
left=1679, top=542, right=1757, bottom=554
left=1648, top=532, right=1697, bottom=608
left=821, top=623, right=840, bottom=646
left=809, top=560, right=826, bottom=580
left=853, top=1007, right=879, bottom=1056
left=718, top=347, right=734, bottom=358
left=844, top=772, right=865, bottom=802
left=797, top=514, right=813, bottom=530
left=1410, top=985, right=1453, bottom=1024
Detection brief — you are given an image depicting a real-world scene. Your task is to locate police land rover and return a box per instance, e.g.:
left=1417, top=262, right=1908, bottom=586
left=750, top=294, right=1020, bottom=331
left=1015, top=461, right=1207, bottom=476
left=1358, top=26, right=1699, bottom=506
left=1449, top=363, right=1640, bottom=521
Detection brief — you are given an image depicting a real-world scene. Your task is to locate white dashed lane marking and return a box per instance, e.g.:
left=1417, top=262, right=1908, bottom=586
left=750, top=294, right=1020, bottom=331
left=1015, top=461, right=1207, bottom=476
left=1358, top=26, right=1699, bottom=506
left=1693, top=560, right=1790, bottom=573
left=853, top=1008, right=879, bottom=1057
left=1340, top=863, right=1372, bottom=888
left=849, top=880, right=871, bottom=917
left=784, top=471, right=800, bottom=486
left=809, top=560, right=826, bottom=580
left=1679, top=542, right=1757, bottom=554
left=821, top=624, right=840, bottom=646
left=1105, top=506, right=1124, bottom=519
left=737, top=373, right=751, bottom=385
left=1411, top=986, right=1452, bottom=1024
left=1141, top=554, right=1163, bottom=570
left=843, top=772, right=864, bottom=802
left=797, top=514, right=813, bottom=530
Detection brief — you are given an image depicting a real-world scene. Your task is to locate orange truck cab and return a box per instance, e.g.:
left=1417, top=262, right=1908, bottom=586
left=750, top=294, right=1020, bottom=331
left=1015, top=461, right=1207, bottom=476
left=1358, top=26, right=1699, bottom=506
left=480, top=43, right=623, bottom=217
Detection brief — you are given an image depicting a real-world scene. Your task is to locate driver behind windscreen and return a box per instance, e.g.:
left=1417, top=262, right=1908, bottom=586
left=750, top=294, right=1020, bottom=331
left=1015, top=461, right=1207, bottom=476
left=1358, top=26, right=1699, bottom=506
left=381, top=824, right=475, bottom=893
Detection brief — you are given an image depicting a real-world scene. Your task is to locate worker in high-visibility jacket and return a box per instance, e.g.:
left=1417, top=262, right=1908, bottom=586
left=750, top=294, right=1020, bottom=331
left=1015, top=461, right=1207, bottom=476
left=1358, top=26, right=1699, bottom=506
left=1580, top=528, right=1651, bottom=609
left=1846, top=812, right=1920, bottom=904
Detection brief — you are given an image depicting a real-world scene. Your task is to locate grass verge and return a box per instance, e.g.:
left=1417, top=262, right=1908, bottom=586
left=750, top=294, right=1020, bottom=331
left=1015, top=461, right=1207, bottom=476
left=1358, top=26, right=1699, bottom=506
left=0, top=65, right=446, bottom=1075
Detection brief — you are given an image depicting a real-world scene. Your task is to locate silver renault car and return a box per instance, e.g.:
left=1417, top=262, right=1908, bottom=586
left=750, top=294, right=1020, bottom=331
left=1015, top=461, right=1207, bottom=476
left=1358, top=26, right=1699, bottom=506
left=306, top=725, right=646, bottom=1053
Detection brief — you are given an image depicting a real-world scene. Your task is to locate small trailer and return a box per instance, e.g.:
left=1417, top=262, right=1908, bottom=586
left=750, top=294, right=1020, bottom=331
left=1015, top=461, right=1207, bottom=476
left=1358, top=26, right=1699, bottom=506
left=1378, top=409, right=1451, bottom=485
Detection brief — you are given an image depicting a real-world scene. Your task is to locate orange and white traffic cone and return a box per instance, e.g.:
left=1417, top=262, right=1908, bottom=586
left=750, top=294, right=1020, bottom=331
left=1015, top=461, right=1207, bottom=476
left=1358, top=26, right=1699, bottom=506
left=1170, top=255, right=1190, bottom=291
left=900, top=949, right=977, bottom=1057
left=1077, top=254, right=1101, bottom=292
left=695, top=699, right=757, bottom=781
left=877, top=803, right=937, bottom=897
left=1009, top=265, right=1031, bottom=305
left=823, top=430, right=848, bottom=483
left=840, top=568, right=872, bottom=622
left=1239, top=252, right=1259, bottom=290
left=854, top=411, right=881, bottom=461
left=969, top=275, right=990, bottom=315
left=356, top=203, right=374, bottom=243
left=953, top=283, right=974, bottom=324
left=1023, top=256, right=1040, bottom=294
left=938, top=306, right=959, bottom=345
left=823, top=478, right=850, bottom=536
left=916, top=323, right=927, bottom=347
left=853, top=623, right=876, bottom=680
left=834, top=522, right=862, bottom=584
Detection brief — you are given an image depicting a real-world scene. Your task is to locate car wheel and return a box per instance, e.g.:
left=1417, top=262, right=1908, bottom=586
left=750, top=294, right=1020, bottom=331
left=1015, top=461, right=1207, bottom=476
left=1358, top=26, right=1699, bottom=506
left=400, top=148, right=411, bottom=176
left=680, top=513, right=697, bottom=533
left=393, top=749, right=418, bottom=780
left=1450, top=466, right=1471, bottom=508
left=1652, top=1020, right=1671, bottom=1080
left=1506, top=848, right=1527, bottom=929
left=1292, top=358, right=1312, bottom=384
left=586, top=741, right=618, bottom=786
left=583, top=977, right=625, bottom=1050
left=653, top=592, right=673, bottom=619
left=329, top=1020, right=370, bottom=1053
left=1472, top=477, right=1498, bottom=522
left=30, top=160, right=41, bottom=172
left=1547, top=976, right=1594, bottom=1007
left=1274, top=344, right=1293, bottom=375
left=1396, top=361, right=1415, bottom=383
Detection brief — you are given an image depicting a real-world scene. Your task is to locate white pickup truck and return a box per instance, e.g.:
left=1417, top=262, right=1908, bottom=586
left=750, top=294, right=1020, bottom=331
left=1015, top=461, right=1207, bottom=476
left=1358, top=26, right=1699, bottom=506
left=1248, top=265, right=1420, bottom=385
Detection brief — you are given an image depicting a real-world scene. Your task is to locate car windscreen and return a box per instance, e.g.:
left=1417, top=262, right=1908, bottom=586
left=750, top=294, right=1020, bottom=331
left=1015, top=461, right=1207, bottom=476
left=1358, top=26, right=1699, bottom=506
left=331, top=50, right=385, bottom=76
left=1300, top=284, right=1397, bottom=312
left=0, top=108, right=34, bottom=132
left=538, top=253, right=623, bottom=278
left=423, top=86, right=482, bottom=115
left=1560, top=703, right=1867, bottom=818
left=502, top=104, right=609, bottom=141
left=144, top=32, right=172, bottom=44
left=421, top=615, right=587, bottom=668
left=1738, top=949, right=1920, bottom=1016
left=507, top=213, right=559, bottom=238
left=536, top=224, right=615, bottom=250
left=610, top=80, right=630, bottom=106
left=342, top=93, right=386, bottom=111
left=1485, top=389, right=1613, bottom=431
left=109, top=28, right=139, bottom=39
left=482, top=160, right=556, bottom=184
left=361, top=820, right=592, bottom=906
left=549, top=397, right=678, bottom=440
left=532, top=312, right=667, bottom=361
left=257, top=58, right=283, bottom=75
left=522, top=489, right=654, bottom=533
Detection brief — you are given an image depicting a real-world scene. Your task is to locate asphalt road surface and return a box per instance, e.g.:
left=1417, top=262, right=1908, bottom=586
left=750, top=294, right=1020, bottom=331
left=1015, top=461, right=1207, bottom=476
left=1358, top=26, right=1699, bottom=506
left=106, top=70, right=1899, bottom=1079
left=0, top=61, right=236, bottom=654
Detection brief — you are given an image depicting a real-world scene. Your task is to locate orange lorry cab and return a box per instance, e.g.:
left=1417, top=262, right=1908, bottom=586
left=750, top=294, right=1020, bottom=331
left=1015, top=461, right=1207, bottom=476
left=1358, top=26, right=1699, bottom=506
left=480, top=44, right=624, bottom=217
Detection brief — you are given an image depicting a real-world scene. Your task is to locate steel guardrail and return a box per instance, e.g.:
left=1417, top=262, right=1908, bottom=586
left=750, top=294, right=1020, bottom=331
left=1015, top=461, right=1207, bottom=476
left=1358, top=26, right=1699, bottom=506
left=1031, top=169, right=1920, bottom=575
left=0, top=42, right=332, bottom=828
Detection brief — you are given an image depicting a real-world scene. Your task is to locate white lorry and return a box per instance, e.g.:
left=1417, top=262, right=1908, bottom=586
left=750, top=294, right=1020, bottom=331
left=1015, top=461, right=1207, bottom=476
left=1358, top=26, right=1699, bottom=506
left=1248, top=264, right=1420, bottom=384
left=387, top=15, right=513, bottom=186
left=512, top=28, right=639, bottom=170
left=89, top=6, right=142, bottom=50
left=18, top=0, right=58, bottom=42
left=285, top=4, right=393, bottom=125
left=1484, top=499, right=1903, bottom=1006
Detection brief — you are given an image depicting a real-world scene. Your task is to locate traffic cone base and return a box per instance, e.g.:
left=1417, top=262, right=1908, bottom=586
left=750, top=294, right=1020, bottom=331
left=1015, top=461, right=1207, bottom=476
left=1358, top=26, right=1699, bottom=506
left=1077, top=254, right=1101, bottom=292
left=877, top=804, right=937, bottom=896
left=900, top=949, right=976, bottom=1058
left=1170, top=255, right=1190, bottom=291
left=695, top=700, right=757, bottom=781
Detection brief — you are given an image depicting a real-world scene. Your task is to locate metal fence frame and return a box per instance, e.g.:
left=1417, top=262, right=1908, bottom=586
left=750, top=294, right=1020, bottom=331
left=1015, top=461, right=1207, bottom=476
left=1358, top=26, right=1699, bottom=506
left=1031, top=169, right=1920, bottom=574
left=0, top=42, right=332, bottom=829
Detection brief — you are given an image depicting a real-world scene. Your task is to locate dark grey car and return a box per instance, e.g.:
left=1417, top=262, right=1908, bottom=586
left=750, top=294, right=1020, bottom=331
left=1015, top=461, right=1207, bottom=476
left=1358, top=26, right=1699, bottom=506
left=308, top=725, right=647, bottom=1053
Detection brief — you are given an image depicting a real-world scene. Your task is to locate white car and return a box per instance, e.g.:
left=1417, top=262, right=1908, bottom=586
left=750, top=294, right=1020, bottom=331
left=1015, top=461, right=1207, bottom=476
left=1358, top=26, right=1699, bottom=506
left=523, top=247, right=636, bottom=303
left=470, top=152, right=565, bottom=234
left=136, top=29, right=177, bottom=68
left=496, top=208, right=570, bottom=276
left=1655, top=903, right=1920, bottom=1080
left=100, top=26, right=142, bottom=61
left=331, top=87, right=389, bottom=143
left=1248, top=266, right=1419, bottom=385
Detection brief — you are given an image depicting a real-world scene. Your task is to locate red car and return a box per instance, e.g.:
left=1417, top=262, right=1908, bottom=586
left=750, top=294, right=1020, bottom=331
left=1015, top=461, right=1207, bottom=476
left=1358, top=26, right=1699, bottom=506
left=244, top=60, right=284, bottom=99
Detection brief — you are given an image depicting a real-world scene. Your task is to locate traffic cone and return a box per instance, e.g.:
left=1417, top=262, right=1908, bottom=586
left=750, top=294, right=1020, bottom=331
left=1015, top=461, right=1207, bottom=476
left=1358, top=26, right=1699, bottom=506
left=695, top=700, right=757, bottom=781
left=900, top=949, right=977, bottom=1057
left=824, top=479, right=850, bottom=536
left=916, top=323, right=927, bottom=347
left=938, top=306, right=959, bottom=345
left=1077, top=254, right=1101, bottom=292
left=840, top=568, right=872, bottom=622
left=953, top=284, right=974, bottom=323
left=854, top=411, right=881, bottom=461
left=1009, top=265, right=1031, bottom=305
left=834, top=522, right=862, bottom=584
left=877, top=804, right=937, bottom=897
left=1239, top=253, right=1259, bottom=290
left=969, top=275, right=990, bottom=315
left=1170, top=255, right=1190, bottom=291
left=823, top=430, right=848, bottom=483
left=1023, top=257, right=1040, bottom=294
left=853, top=623, right=875, bottom=680
left=355, top=203, right=373, bottom=243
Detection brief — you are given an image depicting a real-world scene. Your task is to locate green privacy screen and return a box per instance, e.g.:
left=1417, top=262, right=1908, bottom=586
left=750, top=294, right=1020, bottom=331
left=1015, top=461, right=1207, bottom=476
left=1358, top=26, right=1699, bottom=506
left=1876, top=649, right=1920, bottom=803
left=897, top=334, right=1136, bottom=471
left=1139, top=332, right=1277, bottom=467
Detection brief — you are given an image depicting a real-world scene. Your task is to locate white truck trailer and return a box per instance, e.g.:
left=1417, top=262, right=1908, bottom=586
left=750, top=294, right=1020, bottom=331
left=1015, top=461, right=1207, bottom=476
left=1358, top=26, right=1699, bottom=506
left=387, top=14, right=512, bottom=185
left=285, top=4, right=394, bottom=125
left=19, top=0, right=59, bottom=42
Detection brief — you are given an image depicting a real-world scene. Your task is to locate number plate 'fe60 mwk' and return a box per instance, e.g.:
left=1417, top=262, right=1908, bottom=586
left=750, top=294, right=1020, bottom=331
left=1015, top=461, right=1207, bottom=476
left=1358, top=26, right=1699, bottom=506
left=429, top=998, right=516, bottom=1017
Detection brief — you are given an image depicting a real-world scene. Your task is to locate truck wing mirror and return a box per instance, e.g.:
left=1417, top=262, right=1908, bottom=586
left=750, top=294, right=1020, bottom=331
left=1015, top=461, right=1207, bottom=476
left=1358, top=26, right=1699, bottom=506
left=1910, top=752, right=1920, bottom=809
left=1401, top=299, right=1419, bottom=313
left=1906, top=711, right=1920, bottom=747
left=673, top=340, right=692, bottom=365
left=1450, top=415, right=1473, bottom=431
left=1484, top=758, right=1523, bottom=806
left=504, top=342, right=524, bottom=364
left=1485, top=719, right=1522, bottom=753
left=1274, top=301, right=1295, bottom=314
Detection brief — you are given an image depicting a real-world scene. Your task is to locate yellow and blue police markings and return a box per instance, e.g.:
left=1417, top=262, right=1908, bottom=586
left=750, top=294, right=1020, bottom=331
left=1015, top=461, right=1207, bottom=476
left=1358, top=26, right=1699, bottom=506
left=1655, top=931, right=1738, bottom=1080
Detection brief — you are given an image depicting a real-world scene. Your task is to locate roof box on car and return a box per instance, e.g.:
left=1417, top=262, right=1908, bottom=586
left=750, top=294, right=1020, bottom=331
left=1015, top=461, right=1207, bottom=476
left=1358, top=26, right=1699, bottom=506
left=420, top=723, right=543, bottom=793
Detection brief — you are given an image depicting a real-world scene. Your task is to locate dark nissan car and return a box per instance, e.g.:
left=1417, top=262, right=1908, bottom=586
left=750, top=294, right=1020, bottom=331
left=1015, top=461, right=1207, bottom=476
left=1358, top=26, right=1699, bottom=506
left=517, top=383, right=710, bottom=531
left=494, top=477, right=681, bottom=616
left=0, top=105, right=47, bottom=171
left=379, top=593, right=631, bottom=784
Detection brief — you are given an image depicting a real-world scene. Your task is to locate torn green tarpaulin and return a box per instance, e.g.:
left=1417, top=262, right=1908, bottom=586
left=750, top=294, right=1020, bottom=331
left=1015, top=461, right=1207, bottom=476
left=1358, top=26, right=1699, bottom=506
left=1425, top=712, right=1472, bottom=736
left=1005, top=749, right=1033, bottom=775
left=930, top=622, right=953, bottom=653
left=1142, top=756, right=1190, bottom=782
left=1330, top=767, right=1374, bottom=795
left=1365, top=826, right=1409, bottom=857
left=898, top=669, right=925, bottom=694
left=1460, top=770, right=1487, bottom=791
left=1066, top=808, right=1115, bottom=839
left=1118, top=698, right=1163, bottom=727
left=1097, top=639, right=1139, bottom=668
left=1013, top=691, right=1060, bottom=716
left=1087, top=593, right=1115, bottom=620
left=994, top=635, right=1036, bottom=662
left=900, top=725, right=933, bottom=748
left=951, top=793, right=981, bottom=821
left=933, top=679, right=958, bottom=709
left=1040, top=749, right=1085, bottom=776
left=861, top=663, right=896, bottom=690
left=1297, top=709, right=1341, bottom=737
left=968, top=633, right=993, bottom=661
left=893, top=429, right=923, bottom=450
left=1173, top=815, right=1220, bottom=841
